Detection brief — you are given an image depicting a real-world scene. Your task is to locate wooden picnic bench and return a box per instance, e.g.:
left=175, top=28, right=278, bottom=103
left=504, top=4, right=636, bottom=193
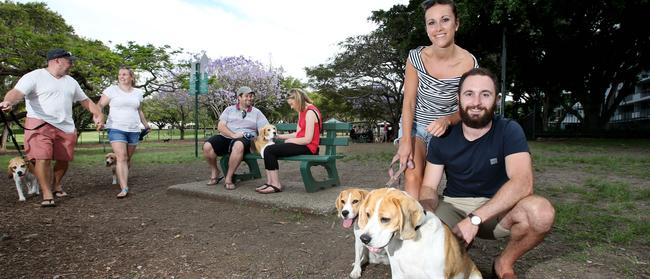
left=219, top=120, right=351, bottom=193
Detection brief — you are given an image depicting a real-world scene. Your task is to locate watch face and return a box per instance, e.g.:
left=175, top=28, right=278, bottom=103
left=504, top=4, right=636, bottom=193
left=470, top=215, right=481, bottom=225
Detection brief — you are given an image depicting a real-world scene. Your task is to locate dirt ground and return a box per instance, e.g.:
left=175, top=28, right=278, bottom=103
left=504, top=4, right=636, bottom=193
left=0, top=142, right=647, bottom=278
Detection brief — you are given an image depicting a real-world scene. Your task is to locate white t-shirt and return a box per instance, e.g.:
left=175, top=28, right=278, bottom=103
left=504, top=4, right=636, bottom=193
left=102, top=85, right=144, bottom=132
left=14, top=68, right=88, bottom=133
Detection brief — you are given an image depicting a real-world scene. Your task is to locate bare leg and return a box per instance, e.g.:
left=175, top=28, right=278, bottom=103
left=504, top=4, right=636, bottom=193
left=404, top=138, right=426, bottom=200
left=111, top=142, right=129, bottom=195
left=52, top=160, right=69, bottom=193
left=225, top=141, right=244, bottom=187
left=266, top=170, right=281, bottom=189
left=202, top=142, right=221, bottom=180
left=495, top=196, right=555, bottom=278
left=34, top=159, right=53, bottom=201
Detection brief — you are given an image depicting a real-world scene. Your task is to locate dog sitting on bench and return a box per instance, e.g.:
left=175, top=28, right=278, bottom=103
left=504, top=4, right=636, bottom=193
left=254, top=124, right=277, bottom=158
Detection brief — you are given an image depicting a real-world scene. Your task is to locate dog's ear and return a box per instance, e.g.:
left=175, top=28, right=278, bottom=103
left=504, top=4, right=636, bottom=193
left=357, top=192, right=371, bottom=229
left=397, top=194, right=424, bottom=240
left=335, top=191, right=345, bottom=212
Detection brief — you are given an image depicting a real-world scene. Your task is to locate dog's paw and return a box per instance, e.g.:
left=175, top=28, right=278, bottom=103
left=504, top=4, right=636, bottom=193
left=350, top=266, right=362, bottom=279
left=18, top=197, right=26, bottom=202
left=112, top=178, right=117, bottom=185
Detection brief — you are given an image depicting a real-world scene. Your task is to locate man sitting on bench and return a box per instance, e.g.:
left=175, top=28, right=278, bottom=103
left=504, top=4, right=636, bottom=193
left=203, top=86, right=269, bottom=190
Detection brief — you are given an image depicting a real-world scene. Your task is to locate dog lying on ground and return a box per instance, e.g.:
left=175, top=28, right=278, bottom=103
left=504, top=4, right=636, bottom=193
left=358, top=188, right=482, bottom=279
left=255, top=124, right=277, bottom=158
left=105, top=153, right=117, bottom=185
left=7, top=157, right=39, bottom=201
left=335, top=188, right=389, bottom=278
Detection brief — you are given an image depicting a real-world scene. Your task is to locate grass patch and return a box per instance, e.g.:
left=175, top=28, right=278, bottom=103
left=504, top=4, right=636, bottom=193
left=552, top=178, right=649, bottom=248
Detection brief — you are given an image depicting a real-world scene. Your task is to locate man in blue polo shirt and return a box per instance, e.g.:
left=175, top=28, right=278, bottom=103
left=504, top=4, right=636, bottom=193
left=203, top=86, right=269, bottom=190
left=419, top=68, right=555, bottom=279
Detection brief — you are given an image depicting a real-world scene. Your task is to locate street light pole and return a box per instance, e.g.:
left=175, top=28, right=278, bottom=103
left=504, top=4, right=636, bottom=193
left=194, top=62, right=200, bottom=158
left=500, top=26, right=507, bottom=117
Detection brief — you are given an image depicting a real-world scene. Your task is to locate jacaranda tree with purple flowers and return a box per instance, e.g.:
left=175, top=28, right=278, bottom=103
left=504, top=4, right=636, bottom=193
left=203, top=56, right=284, bottom=123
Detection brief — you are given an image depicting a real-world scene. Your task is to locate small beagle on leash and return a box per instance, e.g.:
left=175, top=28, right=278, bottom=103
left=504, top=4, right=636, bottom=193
left=335, top=188, right=389, bottom=278
left=7, top=157, right=39, bottom=201
left=105, top=153, right=117, bottom=185
left=357, top=188, right=483, bottom=279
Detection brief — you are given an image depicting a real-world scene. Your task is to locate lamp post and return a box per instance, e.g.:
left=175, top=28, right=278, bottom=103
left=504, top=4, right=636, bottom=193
left=190, top=53, right=210, bottom=157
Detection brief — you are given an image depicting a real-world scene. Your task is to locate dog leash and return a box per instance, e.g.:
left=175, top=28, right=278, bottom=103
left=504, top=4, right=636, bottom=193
left=0, top=111, right=46, bottom=158
left=0, top=112, right=25, bottom=158
left=385, top=154, right=415, bottom=188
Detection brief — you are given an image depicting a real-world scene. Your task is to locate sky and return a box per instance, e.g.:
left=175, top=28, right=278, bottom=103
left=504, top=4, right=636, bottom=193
left=20, top=0, right=409, bottom=82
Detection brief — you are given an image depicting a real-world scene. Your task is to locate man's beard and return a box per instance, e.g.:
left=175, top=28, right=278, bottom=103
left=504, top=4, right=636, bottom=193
left=460, top=101, right=496, bottom=129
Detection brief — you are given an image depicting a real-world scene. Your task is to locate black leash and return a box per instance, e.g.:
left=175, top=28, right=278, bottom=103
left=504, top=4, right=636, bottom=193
left=0, top=112, right=25, bottom=157
left=0, top=111, right=46, bottom=158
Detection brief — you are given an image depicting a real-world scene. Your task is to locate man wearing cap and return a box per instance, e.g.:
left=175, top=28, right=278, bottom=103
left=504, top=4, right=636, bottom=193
left=0, top=48, right=104, bottom=207
left=203, top=86, right=269, bottom=190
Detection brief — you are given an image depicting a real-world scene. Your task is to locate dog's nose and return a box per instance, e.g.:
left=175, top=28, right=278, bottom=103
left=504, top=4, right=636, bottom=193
left=16, top=171, right=23, bottom=176
left=273, top=132, right=277, bottom=135
left=360, top=234, right=371, bottom=245
left=342, top=210, right=349, bottom=217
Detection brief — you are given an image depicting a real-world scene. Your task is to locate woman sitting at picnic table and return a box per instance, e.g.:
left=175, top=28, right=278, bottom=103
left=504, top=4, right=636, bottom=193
left=255, top=88, right=321, bottom=194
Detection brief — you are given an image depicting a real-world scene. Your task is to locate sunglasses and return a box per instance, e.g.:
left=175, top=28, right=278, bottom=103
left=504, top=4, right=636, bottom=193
left=241, top=111, right=247, bottom=119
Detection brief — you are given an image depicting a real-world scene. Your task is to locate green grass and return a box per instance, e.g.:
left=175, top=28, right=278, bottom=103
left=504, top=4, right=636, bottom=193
left=2, top=137, right=648, bottom=256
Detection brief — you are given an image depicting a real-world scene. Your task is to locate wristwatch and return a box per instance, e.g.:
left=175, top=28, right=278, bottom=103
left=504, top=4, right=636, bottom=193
left=468, top=213, right=482, bottom=226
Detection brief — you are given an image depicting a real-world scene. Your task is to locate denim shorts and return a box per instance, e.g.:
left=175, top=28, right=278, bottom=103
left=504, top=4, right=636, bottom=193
left=395, top=118, right=433, bottom=147
left=107, top=129, right=140, bottom=145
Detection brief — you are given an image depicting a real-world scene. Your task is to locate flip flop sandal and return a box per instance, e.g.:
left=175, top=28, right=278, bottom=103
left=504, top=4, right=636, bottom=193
left=224, top=183, right=236, bottom=190
left=53, top=190, right=68, bottom=198
left=40, top=199, right=56, bottom=207
left=258, top=184, right=282, bottom=194
left=206, top=175, right=225, bottom=186
left=117, top=188, right=129, bottom=199
left=255, top=183, right=271, bottom=192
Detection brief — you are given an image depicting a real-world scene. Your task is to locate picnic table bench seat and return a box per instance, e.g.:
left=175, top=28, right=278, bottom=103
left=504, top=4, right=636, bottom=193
left=219, top=121, right=351, bottom=193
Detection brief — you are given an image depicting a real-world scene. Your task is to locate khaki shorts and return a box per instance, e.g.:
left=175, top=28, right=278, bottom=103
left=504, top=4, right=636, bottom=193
left=435, top=196, right=511, bottom=239
left=24, top=117, right=77, bottom=161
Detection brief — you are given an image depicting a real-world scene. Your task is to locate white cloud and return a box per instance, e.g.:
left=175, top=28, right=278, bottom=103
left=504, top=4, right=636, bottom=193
left=18, top=0, right=408, bottom=81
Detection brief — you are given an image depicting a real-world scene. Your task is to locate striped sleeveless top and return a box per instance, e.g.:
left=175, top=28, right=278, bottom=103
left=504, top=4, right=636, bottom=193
left=409, top=46, right=479, bottom=126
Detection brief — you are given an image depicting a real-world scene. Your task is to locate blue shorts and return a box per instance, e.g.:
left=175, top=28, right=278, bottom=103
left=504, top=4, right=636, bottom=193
left=107, top=129, right=140, bottom=145
left=395, top=118, right=433, bottom=147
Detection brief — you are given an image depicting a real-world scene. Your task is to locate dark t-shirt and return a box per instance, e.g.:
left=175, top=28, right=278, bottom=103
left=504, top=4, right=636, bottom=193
left=427, top=116, right=529, bottom=198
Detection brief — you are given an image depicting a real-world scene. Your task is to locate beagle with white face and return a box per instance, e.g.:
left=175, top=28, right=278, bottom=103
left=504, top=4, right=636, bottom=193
left=335, top=188, right=389, bottom=278
left=255, top=124, right=277, bottom=158
left=105, top=153, right=117, bottom=185
left=7, top=157, right=39, bottom=201
left=358, top=188, right=482, bottom=279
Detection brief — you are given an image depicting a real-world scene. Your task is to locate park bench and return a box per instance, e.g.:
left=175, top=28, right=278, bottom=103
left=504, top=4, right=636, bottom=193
left=219, top=120, right=351, bottom=193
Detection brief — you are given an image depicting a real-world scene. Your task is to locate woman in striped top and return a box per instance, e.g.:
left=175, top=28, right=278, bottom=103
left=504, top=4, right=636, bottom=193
left=396, top=0, right=478, bottom=200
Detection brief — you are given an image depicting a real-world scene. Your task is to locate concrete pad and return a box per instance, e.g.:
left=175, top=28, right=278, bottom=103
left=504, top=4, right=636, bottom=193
left=167, top=178, right=377, bottom=216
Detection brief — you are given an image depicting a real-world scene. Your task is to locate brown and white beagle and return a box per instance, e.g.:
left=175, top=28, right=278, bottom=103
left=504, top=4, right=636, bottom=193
left=357, top=188, right=483, bottom=279
left=7, top=157, right=39, bottom=201
left=254, top=124, right=277, bottom=158
left=105, top=153, right=117, bottom=185
left=335, top=188, right=389, bottom=278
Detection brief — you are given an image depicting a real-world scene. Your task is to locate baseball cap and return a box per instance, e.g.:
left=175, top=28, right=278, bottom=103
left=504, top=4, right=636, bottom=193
left=47, top=48, right=77, bottom=61
left=237, top=86, right=255, bottom=96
